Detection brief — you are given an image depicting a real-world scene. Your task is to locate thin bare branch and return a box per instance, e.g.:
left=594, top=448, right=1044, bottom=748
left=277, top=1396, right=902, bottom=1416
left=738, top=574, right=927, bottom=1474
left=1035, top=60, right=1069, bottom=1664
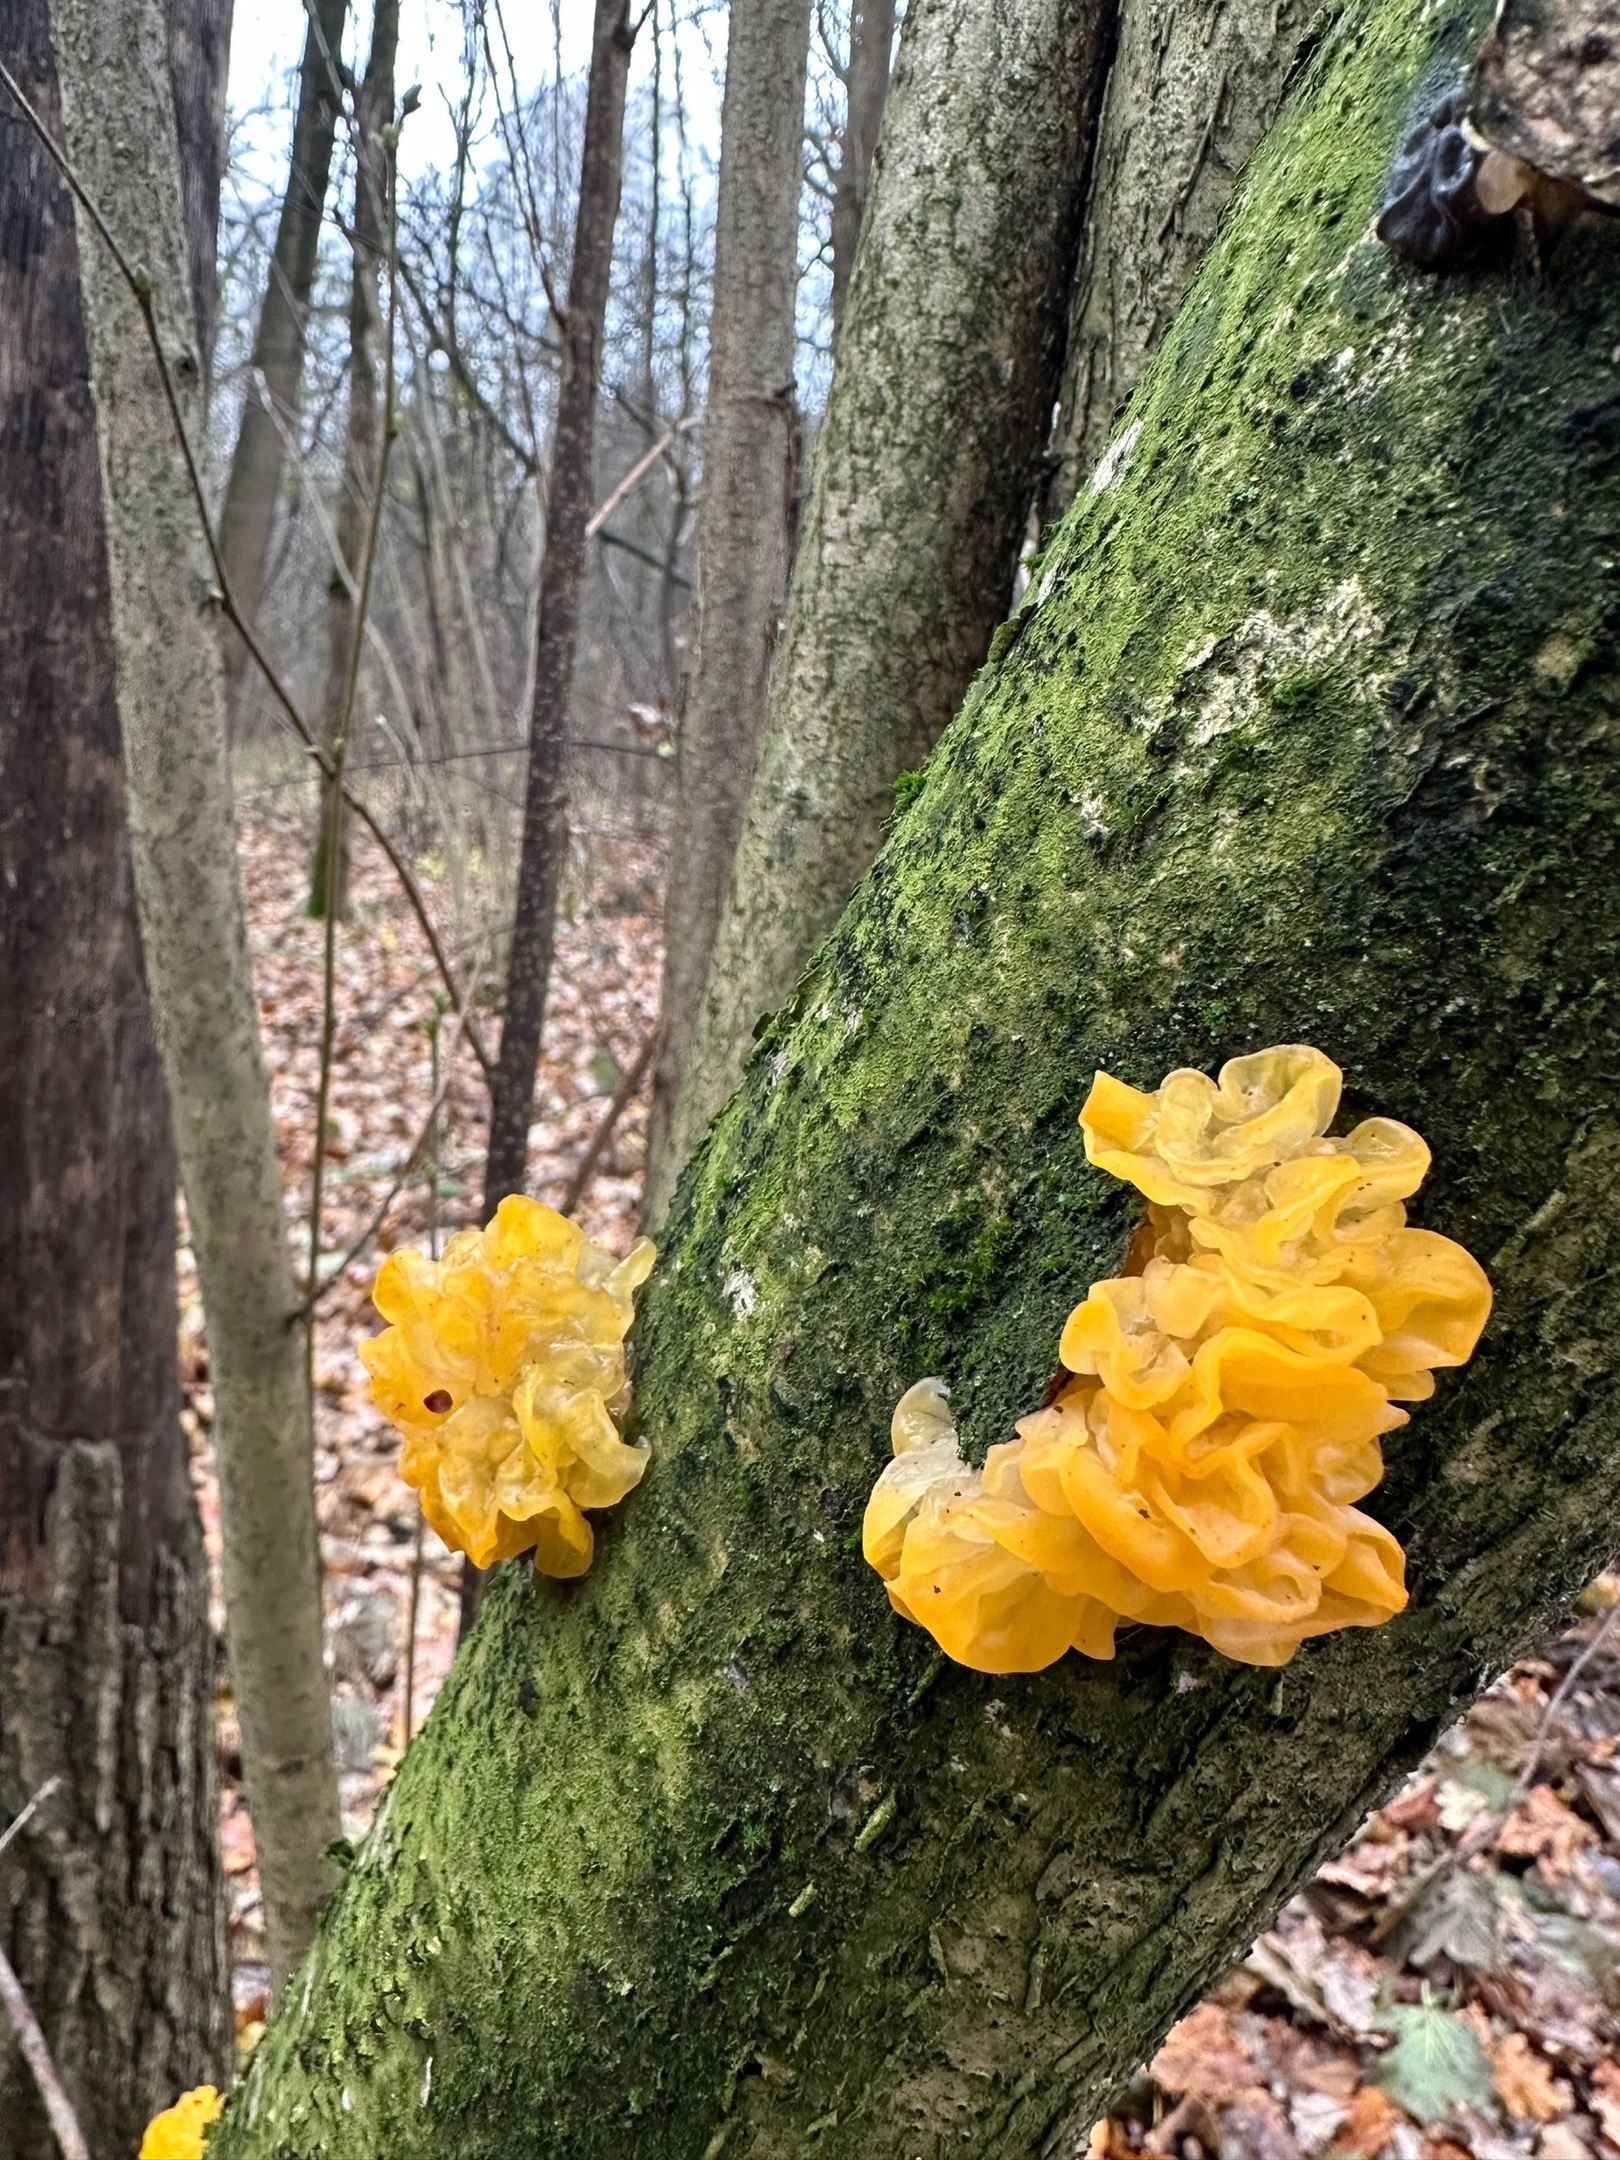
left=0, top=52, right=493, bottom=1083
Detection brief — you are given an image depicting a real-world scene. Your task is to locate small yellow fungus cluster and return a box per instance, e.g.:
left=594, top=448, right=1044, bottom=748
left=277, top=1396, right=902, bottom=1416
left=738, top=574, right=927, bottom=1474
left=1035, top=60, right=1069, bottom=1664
left=361, top=1195, right=655, bottom=1578
left=140, top=2085, right=222, bottom=2159
left=865, top=1047, right=1491, bottom=1671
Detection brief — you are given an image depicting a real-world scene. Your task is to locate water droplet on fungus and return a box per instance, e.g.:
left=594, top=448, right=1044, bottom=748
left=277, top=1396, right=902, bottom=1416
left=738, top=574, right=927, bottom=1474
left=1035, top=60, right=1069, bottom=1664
left=360, top=1195, right=656, bottom=1578
left=863, top=1047, right=1491, bottom=1671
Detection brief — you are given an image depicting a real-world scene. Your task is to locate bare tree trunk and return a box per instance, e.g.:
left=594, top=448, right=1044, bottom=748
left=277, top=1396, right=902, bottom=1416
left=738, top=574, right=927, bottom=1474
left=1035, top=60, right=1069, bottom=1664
left=160, top=0, right=232, bottom=388
left=50, top=0, right=342, bottom=1991
left=656, top=0, right=1113, bottom=1206
left=1042, top=0, right=1314, bottom=523
left=482, top=0, right=637, bottom=1214
left=215, top=0, right=349, bottom=699
left=0, top=11, right=230, bottom=2149
left=829, top=0, right=896, bottom=333
left=309, top=0, right=399, bottom=921
left=465, top=0, right=638, bottom=1641
left=643, top=0, right=812, bottom=1219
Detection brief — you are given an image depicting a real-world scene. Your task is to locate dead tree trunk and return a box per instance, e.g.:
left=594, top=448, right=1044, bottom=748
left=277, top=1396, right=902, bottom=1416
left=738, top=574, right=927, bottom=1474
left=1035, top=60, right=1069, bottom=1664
left=215, top=0, right=349, bottom=700
left=829, top=0, right=896, bottom=333
left=482, top=0, right=637, bottom=1214
left=308, top=0, right=399, bottom=922
left=643, top=0, right=812, bottom=1219
left=0, top=6, right=228, bottom=2153
left=51, top=0, right=342, bottom=1991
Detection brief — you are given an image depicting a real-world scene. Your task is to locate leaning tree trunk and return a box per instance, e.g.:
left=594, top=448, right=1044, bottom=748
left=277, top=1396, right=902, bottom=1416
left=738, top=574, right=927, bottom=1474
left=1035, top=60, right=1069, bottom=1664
left=214, top=2, right=1620, bottom=2152
left=308, top=0, right=398, bottom=922
left=1042, top=0, right=1315, bottom=525
left=51, top=0, right=341, bottom=1990
left=828, top=0, right=896, bottom=333
left=0, top=6, right=229, bottom=2154
left=214, top=0, right=349, bottom=699
left=643, top=0, right=812, bottom=1218
left=658, top=0, right=1114, bottom=1202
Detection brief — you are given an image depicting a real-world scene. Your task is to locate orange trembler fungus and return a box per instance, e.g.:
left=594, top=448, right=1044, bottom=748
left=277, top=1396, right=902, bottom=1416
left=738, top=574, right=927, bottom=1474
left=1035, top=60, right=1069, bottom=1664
left=864, top=1047, right=1491, bottom=1670
left=361, top=1195, right=655, bottom=1578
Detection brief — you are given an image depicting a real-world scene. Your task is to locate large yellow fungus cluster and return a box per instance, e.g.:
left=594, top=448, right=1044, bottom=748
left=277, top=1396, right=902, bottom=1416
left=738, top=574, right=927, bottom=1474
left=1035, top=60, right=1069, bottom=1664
left=865, top=1047, right=1491, bottom=1671
left=140, top=2086, right=222, bottom=2159
left=361, top=1196, right=655, bottom=1578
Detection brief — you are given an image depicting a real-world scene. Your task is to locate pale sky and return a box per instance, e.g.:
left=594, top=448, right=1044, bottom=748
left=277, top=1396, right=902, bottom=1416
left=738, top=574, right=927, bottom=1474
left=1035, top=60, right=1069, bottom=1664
left=225, top=0, right=725, bottom=198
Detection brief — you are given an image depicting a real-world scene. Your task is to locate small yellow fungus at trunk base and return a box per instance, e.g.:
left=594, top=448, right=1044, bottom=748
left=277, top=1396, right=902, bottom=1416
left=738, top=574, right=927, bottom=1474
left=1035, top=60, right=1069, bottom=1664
left=360, top=1195, right=656, bottom=1577
left=865, top=1047, right=1491, bottom=1671
left=140, top=2085, right=223, bottom=2159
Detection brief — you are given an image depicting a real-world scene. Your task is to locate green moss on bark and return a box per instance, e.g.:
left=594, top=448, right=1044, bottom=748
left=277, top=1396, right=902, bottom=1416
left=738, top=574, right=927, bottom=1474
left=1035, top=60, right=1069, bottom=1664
left=216, top=2, right=1620, bottom=2152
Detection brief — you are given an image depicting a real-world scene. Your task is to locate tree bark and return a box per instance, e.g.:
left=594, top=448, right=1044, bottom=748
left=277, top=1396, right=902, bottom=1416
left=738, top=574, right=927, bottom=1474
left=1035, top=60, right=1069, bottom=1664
left=829, top=0, right=897, bottom=334
left=213, top=1, right=1620, bottom=2150
left=161, top=0, right=232, bottom=388
left=215, top=0, right=349, bottom=699
left=658, top=0, right=1113, bottom=1203
left=50, top=0, right=341, bottom=1991
left=482, top=0, right=637, bottom=1215
left=1042, top=0, right=1315, bottom=525
left=643, top=0, right=812, bottom=1220
left=309, top=0, right=399, bottom=922
left=0, top=10, right=229, bottom=2148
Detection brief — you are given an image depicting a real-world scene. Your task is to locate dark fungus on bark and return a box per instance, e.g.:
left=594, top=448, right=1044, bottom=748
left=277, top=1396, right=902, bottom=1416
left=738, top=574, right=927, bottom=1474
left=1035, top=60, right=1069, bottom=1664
left=1375, top=92, right=1500, bottom=267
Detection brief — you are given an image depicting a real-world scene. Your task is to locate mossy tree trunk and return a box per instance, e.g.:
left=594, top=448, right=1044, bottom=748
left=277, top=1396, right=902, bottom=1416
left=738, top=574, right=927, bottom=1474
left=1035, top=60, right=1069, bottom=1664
left=218, top=0, right=1620, bottom=2152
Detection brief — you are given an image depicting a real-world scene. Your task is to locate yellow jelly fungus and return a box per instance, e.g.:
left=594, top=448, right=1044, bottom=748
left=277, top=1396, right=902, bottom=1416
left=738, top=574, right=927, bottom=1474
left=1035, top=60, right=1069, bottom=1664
left=864, top=1046, right=1491, bottom=1671
left=360, top=1195, right=656, bottom=1578
left=140, top=2086, right=223, bottom=2160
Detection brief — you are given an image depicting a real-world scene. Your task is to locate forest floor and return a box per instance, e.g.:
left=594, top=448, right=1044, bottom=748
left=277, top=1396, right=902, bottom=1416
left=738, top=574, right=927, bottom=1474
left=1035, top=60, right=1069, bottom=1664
left=191, top=797, right=1620, bottom=2156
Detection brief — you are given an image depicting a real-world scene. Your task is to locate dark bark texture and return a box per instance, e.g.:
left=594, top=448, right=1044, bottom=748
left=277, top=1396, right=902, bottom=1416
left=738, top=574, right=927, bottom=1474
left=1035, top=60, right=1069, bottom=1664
left=217, top=0, right=1620, bottom=2154
left=160, top=0, right=232, bottom=384
left=0, top=6, right=229, bottom=2150
left=482, top=0, right=636, bottom=1215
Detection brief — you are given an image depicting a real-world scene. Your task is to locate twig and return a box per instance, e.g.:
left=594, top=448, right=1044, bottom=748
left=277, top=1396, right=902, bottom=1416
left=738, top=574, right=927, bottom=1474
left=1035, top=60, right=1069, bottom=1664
left=584, top=420, right=690, bottom=538
left=1512, top=1594, right=1620, bottom=1808
left=0, top=1783, right=87, bottom=2160
left=292, top=959, right=482, bottom=1325
left=0, top=1777, right=60, bottom=1865
left=0, top=54, right=492, bottom=1085
left=558, top=1024, right=661, bottom=1216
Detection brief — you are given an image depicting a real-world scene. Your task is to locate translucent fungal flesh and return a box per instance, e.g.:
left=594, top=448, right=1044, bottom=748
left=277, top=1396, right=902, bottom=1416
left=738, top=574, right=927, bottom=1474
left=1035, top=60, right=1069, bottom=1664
left=864, top=1047, right=1492, bottom=1671
left=140, top=2086, right=223, bottom=2160
left=360, top=1195, right=656, bottom=1578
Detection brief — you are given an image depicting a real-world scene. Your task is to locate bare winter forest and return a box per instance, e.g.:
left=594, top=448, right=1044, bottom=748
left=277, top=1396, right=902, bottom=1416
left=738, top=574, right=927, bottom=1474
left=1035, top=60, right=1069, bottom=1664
left=4, top=0, right=1620, bottom=2156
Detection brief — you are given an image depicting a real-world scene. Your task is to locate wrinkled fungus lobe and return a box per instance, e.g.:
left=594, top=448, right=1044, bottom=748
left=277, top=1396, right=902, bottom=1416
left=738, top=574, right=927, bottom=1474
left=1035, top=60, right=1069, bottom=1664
left=140, top=2086, right=223, bottom=2160
left=865, top=1048, right=1491, bottom=1671
left=360, top=1195, right=655, bottom=1577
